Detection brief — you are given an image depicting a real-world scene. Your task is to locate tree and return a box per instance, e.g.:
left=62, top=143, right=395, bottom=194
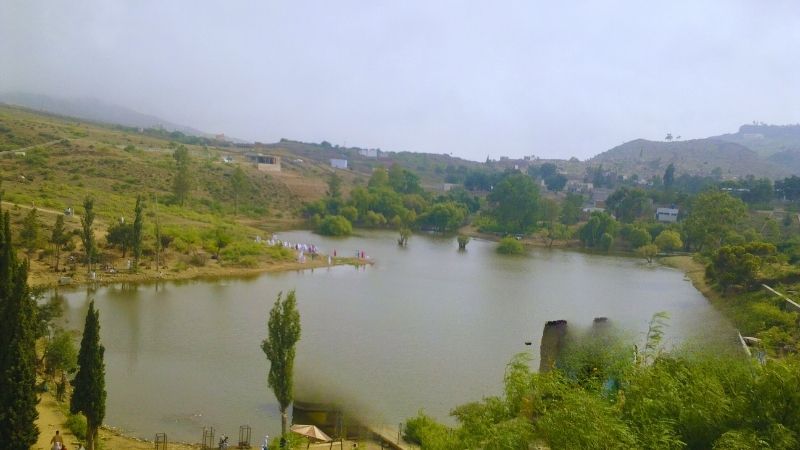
left=45, top=329, right=78, bottom=379
left=212, top=226, right=232, bottom=262
left=172, top=145, right=191, bottom=205
left=51, top=214, right=68, bottom=271
left=654, top=230, right=683, bottom=252
left=19, top=207, right=39, bottom=255
left=80, top=196, right=97, bottom=273
left=261, top=290, right=301, bottom=438
left=497, top=237, right=525, bottom=254
left=71, top=300, right=106, bottom=450
left=560, top=193, right=583, bottom=225
left=663, top=163, right=675, bottom=189
left=230, top=166, right=249, bottom=215
left=0, top=204, right=39, bottom=449
left=544, top=173, right=567, bottom=192
left=317, top=215, right=352, bottom=236
left=457, top=234, right=470, bottom=250
left=579, top=212, right=618, bottom=249
left=637, top=244, right=659, bottom=263
left=131, top=195, right=144, bottom=271
left=683, top=191, right=747, bottom=252
left=418, top=202, right=467, bottom=232
left=487, top=174, right=541, bottom=234
left=606, top=187, right=650, bottom=223
left=707, top=242, right=775, bottom=292
left=326, top=171, right=342, bottom=200
left=106, top=221, right=133, bottom=258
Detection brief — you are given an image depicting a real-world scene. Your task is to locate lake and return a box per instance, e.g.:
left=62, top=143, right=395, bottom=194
left=55, top=230, right=735, bottom=443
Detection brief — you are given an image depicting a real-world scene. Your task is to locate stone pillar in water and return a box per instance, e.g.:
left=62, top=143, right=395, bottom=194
left=539, top=320, right=568, bottom=373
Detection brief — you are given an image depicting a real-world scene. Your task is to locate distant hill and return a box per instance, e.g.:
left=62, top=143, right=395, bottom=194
left=0, top=92, right=215, bottom=138
left=588, top=138, right=789, bottom=180
left=712, top=124, right=800, bottom=175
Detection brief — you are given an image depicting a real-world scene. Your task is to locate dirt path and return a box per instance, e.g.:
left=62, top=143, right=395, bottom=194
left=35, top=391, right=199, bottom=450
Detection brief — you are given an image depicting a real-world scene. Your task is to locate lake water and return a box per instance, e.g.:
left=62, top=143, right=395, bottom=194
left=55, top=230, right=735, bottom=443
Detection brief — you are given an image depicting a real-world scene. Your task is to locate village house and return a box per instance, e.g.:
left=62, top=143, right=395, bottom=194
left=246, top=153, right=281, bottom=172
left=655, top=207, right=679, bottom=223
left=330, top=158, right=348, bottom=169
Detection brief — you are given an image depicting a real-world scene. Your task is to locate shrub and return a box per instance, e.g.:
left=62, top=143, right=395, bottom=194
left=317, top=215, right=352, bottom=236
left=497, top=237, right=524, bottom=255
left=65, top=413, right=87, bottom=440
left=264, top=244, right=294, bottom=261
left=655, top=230, right=683, bottom=252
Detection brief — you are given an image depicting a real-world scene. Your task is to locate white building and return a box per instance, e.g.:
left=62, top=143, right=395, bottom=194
left=655, top=207, right=679, bottom=223
left=330, top=159, right=348, bottom=169
left=358, top=148, right=379, bottom=158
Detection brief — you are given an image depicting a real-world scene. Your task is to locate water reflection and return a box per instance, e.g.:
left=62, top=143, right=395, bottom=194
left=55, top=230, right=735, bottom=442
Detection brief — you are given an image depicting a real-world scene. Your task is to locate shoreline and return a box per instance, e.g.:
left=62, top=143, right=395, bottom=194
left=28, top=255, right=368, bottom=291
left=33, top=240, right=712, bottom=450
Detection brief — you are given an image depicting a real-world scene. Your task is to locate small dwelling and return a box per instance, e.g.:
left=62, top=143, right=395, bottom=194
left=330, top=158, right=348, bottom=169
left=246, top=153, right=281, bottom=172
left=358, top=148, right=379, bottom=158
left=656, top=207, right=679, bottom=223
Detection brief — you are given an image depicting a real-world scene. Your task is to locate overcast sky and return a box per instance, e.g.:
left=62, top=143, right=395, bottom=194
left=2, top=1, right=799, bottom=161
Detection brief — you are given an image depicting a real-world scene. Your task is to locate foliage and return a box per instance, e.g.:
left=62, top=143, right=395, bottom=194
left=65, top=413, right=88, bottom=440
left=229, top=165, right=249, bottom=215
left=131, top=195, right=144, bottom=270
left=418, top=201, right=467, bottom=232
left=317, top=215, right=352, bottom=236
left=625, top=226, right=652, bottom=248
left=45, top=329, right=78, bottom=377
left=19, top=207, right=39, bottom=254
left=707, top=242, right=776, bottom=291
left=560, top=193, right=584, bottom=225
left=637, top=244, right=659, bottom=263
left=457, top=234, right=470, bottom=250
left=172, top=145, right=191, bottom=205
left=71, top=300, right=106, bottom=450
left=486, top=173, right=541, bottom=234
left=683, top=191, right=747, bottom=252
left=607, top=187, right=651, bottom=223
left=655, top=230, right=683, bottom=252
left=261, top=290, right=302, bottom=437
left=0, top=205, right=39, bottom=449
left=80, top=196, right=97, bottom=272
left=497, top=237, right=524, bottom=255
left=105, top=220, right=133, bottom=257
left=579, top=212, right=618, bottom=249
left=50, top=214, right=68, bottom=271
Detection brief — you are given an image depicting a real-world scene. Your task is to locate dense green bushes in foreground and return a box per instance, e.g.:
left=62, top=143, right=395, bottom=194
left=406, top=335, right=800, bottom=449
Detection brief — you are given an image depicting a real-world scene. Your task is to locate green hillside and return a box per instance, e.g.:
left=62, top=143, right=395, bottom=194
left=588, top=138, right=789, bottom=180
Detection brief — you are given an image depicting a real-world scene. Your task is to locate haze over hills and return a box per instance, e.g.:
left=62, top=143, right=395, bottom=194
left=587, top=138, right=792, bottom=181
left=4, top=91, right=800, bottom=180
left=0, top=92, right=220, bottom=140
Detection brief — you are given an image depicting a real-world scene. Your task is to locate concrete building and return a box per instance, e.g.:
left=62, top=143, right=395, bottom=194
left=246, top=153, right=281, bottom=172
left=358, top=148, right=379, bottom=158
left=330, top=159, right=348, bottom=169
left=655, top=207, right=679, bottom=223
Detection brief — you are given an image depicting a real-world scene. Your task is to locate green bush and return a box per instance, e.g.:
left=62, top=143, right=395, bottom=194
left=497, top=237, right=524, bottom=255
left=317, top=215, right=352, bottom=236
left=264, top=244, right=294, bottom=261
left=65, top=412, right=87, bottom=440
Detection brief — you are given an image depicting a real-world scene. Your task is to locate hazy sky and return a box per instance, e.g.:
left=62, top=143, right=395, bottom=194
left=2, top=1, right=799, bottom=161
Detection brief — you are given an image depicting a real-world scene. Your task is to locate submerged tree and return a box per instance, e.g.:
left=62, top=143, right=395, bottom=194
left=0, top=202, right=39, bottom=450
left=261, top=290, right=301, bottom=438
left=71, top=301, right=106, bottom=450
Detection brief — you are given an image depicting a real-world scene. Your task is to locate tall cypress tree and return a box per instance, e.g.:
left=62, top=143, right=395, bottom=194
left=80, top=196, right=96, bottom=274
left=71, top=301, right=106, bottom=450
left=131, top=195, right=144, bottom=271
left=0, top=201, right=40, bottom=449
